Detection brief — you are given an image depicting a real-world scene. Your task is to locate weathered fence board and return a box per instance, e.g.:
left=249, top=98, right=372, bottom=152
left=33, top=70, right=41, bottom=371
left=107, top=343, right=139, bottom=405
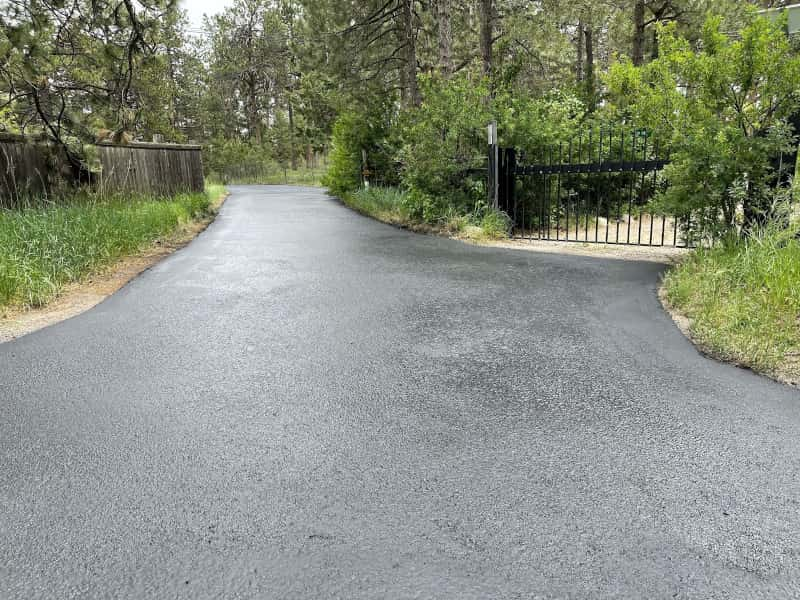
left=0, top=136, right=204, bottom=204
left=96, top=142, right=204, bottom=196
left=0, top=133, right=51, bottom=205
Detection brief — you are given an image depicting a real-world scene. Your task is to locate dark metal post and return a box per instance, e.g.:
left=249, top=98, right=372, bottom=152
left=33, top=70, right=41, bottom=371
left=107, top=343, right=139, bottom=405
left=488, top=122, right=498, bottom=209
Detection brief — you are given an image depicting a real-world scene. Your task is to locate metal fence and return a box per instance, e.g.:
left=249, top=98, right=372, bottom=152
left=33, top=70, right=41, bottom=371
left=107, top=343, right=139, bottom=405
left=495, top=127, right=696, bottom=248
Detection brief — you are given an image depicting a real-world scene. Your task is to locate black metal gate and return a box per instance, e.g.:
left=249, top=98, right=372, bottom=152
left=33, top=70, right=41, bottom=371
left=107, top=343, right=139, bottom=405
left=497, top=127, right=695, bottom=248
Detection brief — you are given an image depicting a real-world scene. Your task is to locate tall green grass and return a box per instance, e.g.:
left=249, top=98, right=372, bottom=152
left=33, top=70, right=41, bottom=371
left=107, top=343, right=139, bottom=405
left=0, top=185, right=223, bottom=309
left=664, top=225, right=800, bottom=379
left=343, top=186, right=511, bottom=240
left=210, top=167, right=325, bottom=186
left=345, top=186, right=411, bottom=224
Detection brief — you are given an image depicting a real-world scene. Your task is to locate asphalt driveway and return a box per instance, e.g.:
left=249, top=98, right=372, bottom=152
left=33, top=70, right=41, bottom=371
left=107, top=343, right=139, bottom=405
left=1, top=185, right=799, bottom=599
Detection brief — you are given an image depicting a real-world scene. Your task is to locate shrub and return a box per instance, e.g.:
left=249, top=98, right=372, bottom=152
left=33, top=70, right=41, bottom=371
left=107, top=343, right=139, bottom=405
left=323, top=104, right=399, bottom=197
left=479, top=209, right=513, bottom=239
left=398, top=73, right=492, bottom=215
left=606, top=14, right=800, bottom=237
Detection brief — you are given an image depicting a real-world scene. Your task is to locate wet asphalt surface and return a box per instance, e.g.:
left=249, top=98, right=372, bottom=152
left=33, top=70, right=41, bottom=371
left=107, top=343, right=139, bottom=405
left=1, top=185, right=799, bottom=599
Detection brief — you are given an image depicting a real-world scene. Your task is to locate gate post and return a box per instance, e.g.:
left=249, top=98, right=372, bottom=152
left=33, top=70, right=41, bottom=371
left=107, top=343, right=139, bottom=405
left=488, top=121, right=498, bottom=209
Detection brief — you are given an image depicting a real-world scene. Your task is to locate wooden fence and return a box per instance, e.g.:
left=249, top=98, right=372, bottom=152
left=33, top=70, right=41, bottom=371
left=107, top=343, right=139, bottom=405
left=96, top=142, right=204, bottom=196
left=0, top=133, right=51, bottom=203
left=0, top=135, right=204, bottom=205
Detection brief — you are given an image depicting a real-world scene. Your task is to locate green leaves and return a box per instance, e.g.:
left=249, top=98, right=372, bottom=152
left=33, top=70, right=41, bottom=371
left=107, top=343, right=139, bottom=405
left=398, top=73, right=491, bottom=207
left=606, top=13, right=800, bottom=236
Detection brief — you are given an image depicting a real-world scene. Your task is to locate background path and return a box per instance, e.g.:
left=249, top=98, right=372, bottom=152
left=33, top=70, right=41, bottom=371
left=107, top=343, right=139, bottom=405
left=2, top=185, right=798, bottom=599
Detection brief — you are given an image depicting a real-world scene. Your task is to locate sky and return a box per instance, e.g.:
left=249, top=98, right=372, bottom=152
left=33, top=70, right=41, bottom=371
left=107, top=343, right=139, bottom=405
left=182, top=0, right=233, bottom=30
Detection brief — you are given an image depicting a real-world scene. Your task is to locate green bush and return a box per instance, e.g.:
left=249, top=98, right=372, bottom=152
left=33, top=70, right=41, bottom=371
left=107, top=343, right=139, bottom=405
left=496, top=89, right=587, bottom=158
left=323, top=105, right=399, bottom=197
left=0, top=187, right=220, bottom=308
left=606, top=14, right=800, bottom=236
left=479, top=209, right=513, bottom=239
left=398, top=74, right=492, bottom=217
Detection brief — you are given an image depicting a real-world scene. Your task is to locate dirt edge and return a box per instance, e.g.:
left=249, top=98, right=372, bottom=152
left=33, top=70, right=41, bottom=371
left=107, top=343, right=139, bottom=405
left=0, top=189, right=229, bottom=345
left=479, top=238, right=687, bottom=264
left=657, top=283, right=798, bottom=388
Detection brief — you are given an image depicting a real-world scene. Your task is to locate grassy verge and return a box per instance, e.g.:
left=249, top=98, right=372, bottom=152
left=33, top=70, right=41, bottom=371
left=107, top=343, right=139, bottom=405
left=0, top=184, right=225, bottom=309
left=217, top=167, right=325, bottom=187
left=662, top=226, right=800, bottom=384
left=341, top=186, right=511, bottom=242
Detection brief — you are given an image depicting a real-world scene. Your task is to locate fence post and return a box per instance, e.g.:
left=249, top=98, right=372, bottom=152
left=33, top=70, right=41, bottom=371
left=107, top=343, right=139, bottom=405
left=488, top=121, right=498, bottom=209
left=361, top=148, right=369, bottom=188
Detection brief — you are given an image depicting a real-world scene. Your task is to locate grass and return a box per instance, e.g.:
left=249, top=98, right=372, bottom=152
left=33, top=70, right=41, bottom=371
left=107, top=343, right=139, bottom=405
left=213, top=167, right=325, bottom=187
left=344, top=186, right=411, bottom=225
left=663, top=225, right=800, bottom=383
left=0, top=184, right=225, bottom=309
left=342, top=186, right=511, bottom=241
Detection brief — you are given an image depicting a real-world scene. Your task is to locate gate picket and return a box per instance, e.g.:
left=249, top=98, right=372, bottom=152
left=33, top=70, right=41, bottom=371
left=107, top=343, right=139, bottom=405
left=495, top=125, right=694, bottom=248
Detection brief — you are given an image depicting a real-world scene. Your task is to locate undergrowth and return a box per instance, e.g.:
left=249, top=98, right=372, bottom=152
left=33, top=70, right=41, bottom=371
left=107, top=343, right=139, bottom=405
left=341, top=186, right=511, bottom=241
left=663, top=223, right=800, bottom=382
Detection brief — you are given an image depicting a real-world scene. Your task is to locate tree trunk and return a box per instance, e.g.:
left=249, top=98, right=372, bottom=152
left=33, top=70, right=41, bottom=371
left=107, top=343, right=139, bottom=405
left=166, top=46, right=179, bottom=134
left=479, top=0, right=493, bottom=78
left=246, top=75, right=261, bottom=144
left=632, top=0, right=646, bottom=66
left=402, top=0, right=420, bottom=107
left=576, top=21, right=584, bottom=83
left=288, top=101, right=297, bottom=170
left=436, top=0, right=453, bottom=76
left=651, top=26, right=659, bottom=61
left=584, top=25, right=596, bottom=111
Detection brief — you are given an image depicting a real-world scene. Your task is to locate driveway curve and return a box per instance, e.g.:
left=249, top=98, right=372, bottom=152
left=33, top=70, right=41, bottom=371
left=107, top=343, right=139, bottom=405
left=2, top=185, right=799, bottom=599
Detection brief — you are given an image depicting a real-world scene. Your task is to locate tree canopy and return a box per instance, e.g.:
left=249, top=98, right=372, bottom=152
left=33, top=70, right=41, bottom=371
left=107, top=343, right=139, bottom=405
left=1, top=0, right=797, bottom=233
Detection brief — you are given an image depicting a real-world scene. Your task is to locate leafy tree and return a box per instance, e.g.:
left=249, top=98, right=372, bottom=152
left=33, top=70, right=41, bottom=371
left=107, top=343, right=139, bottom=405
left=0, top=0, right=178, bottom=173
left=323, top=102, right=399, bottom=196
left=606, top=13, right=800, bottom=235
left=206, top=0, right=290, bottom=144
left=398, top=74, right=492, bottom=220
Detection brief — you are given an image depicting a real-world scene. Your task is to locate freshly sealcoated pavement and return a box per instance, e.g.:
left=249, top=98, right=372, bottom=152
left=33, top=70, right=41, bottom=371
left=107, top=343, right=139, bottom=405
left=2, top=186, right=799, bottom=599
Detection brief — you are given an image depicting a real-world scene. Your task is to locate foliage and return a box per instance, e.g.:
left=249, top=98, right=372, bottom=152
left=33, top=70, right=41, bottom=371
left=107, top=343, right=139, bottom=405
left=205, top=2, right=290, bottom=145
left=323, top=106, right=399, bottom=197
left=497, top=89, right=587, bottom=158
left=203, top=138, right=276, bottom=183
left=606, top=14, right=800, bottom=236
left=255, top=168, right=325, bottom=186
left=664, top=216, right=800, bottom=381
left=0, top=0, right=178, bottom=169
left=346, top=186, right=412, bottom=224
left=397, top=74, right=492, bottom=220
left=343, top=186, right=510, bottom=240
left=0, top=185, right=222, bottom=309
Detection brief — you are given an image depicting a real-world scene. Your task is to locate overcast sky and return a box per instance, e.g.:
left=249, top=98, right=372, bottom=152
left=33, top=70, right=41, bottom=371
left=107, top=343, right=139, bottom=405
left=182, top=0, right=233, bottom=30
